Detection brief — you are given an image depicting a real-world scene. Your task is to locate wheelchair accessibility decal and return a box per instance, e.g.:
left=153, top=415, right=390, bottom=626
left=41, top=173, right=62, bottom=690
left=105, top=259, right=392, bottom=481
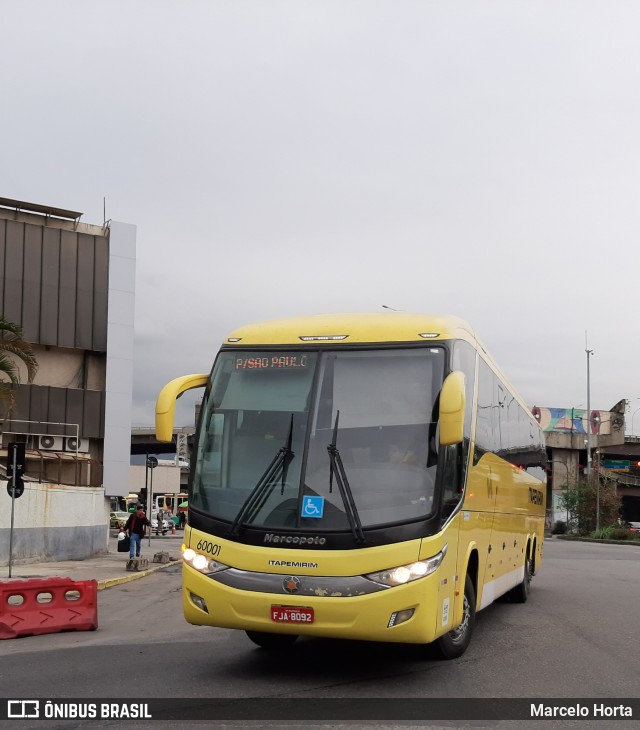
left=301, top=496, right=324, bottom=518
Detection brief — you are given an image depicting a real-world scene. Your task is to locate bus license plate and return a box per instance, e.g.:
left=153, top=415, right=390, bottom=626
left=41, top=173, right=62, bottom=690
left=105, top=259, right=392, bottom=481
left=271, top=606, right=314, bottom=624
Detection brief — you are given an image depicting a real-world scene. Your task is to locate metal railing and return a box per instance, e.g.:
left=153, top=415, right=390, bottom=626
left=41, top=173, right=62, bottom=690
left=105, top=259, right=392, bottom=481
left=0, top=449, right=102, bottom=488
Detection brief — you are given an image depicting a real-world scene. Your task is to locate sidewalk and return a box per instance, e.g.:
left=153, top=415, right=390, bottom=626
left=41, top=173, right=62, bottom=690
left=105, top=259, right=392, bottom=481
left=1, top=532, right=183, bottom=590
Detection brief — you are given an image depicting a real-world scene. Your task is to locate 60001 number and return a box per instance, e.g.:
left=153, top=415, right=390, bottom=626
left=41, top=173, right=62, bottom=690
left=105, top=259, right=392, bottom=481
left=196, top=540, right=221, bottom=557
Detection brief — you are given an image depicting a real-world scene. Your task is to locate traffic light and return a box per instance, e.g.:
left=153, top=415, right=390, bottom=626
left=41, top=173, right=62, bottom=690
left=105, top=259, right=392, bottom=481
left=6, top=442, right=26, bottom=498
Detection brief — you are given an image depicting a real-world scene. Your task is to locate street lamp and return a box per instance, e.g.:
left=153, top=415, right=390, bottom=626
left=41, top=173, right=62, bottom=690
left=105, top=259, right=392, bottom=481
left=585, top=345, right=593, bottom=476
left=584, top=339, right=599, bottom=530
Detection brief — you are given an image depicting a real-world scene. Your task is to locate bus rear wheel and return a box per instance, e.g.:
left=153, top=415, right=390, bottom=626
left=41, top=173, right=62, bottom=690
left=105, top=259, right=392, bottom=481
left=434, top=574, right=476, bottom=660
left=245, top=631, right=298, bottom=650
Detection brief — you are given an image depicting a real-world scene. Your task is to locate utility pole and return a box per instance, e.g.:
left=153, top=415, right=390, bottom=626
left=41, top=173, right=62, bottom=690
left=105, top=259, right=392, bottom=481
left=585, top=334, right=598, bottom=530
left=146, top=456, right=158, bottom=546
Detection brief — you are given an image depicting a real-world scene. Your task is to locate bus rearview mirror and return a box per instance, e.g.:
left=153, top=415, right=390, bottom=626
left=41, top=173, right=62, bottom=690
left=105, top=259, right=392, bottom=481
left=439, top=371, right=466, bottom=446
left=156, top=374, right=209, bottom=441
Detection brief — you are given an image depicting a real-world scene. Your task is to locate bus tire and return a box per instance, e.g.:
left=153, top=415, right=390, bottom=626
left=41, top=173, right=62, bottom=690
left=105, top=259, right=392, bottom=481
left=245, top=631, right=298, bottom=650
left=434, top=574, right=476, bottom=660
left=507, top=550, right=532, bottom=604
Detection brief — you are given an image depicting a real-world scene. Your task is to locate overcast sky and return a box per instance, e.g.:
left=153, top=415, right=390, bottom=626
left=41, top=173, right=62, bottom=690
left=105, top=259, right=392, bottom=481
left=3, top=2, right=639, bottom=429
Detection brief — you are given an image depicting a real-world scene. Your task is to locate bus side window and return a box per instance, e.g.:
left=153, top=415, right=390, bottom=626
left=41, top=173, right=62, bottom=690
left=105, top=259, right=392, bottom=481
left=440, top=444, right=463, bottom=519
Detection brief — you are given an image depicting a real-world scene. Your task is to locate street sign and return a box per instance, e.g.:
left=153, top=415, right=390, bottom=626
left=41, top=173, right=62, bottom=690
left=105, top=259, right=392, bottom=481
left=7, top=442, right=26, bottom=576
left=145, top=456, right=158, bottom=547
left=603, top=459, right=630, bottom=472
left=6, top=477, right=24, bottom=498
left=6, top=442, right=26, bottom=498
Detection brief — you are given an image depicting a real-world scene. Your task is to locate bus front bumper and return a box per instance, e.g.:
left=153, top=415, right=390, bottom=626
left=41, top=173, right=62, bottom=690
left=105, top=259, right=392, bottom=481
left=182, top=562, right=443, bottom=645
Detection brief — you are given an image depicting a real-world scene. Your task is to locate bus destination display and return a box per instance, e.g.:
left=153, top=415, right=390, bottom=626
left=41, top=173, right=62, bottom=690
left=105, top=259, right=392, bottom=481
left=234, top=354, right=310, bottom=370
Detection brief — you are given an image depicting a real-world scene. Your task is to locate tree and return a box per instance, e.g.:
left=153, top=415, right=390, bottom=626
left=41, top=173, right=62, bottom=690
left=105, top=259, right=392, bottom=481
left=560, top=475, right=621, bottom=535
left=0, top=315, right=38, bottom=421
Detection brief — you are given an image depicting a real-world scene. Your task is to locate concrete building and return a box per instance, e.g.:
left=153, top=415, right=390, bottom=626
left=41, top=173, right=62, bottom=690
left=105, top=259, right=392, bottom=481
left=0, top=197, right=135, bottom=564
left=534, top=401, right=628, bottom=524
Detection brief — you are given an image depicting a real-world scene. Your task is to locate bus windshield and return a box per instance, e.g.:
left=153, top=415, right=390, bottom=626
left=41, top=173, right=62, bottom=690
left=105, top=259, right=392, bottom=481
left=191, top=347, right=446, bottom=531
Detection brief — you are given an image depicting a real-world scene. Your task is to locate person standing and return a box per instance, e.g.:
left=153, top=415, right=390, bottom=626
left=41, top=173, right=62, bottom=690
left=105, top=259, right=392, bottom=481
left=125, top=505, right=150, bottom=559
left=157, top=507, right=166, bottom=535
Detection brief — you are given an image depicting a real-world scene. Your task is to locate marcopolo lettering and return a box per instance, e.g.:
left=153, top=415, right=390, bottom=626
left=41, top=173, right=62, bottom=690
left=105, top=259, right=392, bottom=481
left=264, top=533, right=326, bottom=546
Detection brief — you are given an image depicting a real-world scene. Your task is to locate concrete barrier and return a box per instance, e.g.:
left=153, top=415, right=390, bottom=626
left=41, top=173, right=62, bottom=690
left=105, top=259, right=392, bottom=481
left=126, top=557, right=149, bottom=571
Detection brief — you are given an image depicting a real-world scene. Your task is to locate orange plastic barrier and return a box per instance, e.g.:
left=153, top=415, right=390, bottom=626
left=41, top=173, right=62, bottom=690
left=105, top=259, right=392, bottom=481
left=0, top=577, right=98, bottom=640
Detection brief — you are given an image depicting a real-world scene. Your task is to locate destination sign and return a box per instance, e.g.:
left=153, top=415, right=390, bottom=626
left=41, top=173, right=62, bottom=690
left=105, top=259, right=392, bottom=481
left=234, top=354, right=310, bottom=370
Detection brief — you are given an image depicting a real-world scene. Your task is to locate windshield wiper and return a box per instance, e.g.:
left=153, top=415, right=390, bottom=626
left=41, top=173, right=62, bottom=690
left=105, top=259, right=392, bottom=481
left=327, top=411, right=366, bottom=544
left=229, top=414, right=295, bottom=537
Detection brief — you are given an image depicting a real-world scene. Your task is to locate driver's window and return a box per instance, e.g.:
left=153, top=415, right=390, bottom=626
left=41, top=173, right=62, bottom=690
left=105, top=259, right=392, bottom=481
left=201, top=412, right=224, bottom=488
left=440, top=444, right=463, bottom=520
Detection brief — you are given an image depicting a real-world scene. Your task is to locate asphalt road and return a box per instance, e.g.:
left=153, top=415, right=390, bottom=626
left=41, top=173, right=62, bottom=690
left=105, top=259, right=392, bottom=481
left=1, top=539, right=639, bottom=729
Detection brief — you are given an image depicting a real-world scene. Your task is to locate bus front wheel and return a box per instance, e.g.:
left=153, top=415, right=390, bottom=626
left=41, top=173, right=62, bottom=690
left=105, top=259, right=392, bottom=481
left=434, top=574, right=476, bottom=660
left=245, top=631, right=298, bottom=650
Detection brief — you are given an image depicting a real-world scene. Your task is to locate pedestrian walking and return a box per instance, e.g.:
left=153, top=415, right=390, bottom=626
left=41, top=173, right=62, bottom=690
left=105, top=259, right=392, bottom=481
left=125, top=505, right=150, bottom=558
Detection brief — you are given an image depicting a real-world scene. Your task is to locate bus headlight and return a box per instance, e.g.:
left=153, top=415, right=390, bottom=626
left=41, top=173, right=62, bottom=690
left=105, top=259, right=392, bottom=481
left=182, top=546, right=229, bottom=575
left=365, top=545, right=447, bottom=587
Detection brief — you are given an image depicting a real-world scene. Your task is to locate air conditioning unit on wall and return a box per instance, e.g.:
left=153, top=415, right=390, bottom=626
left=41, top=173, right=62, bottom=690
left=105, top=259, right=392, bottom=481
left=64, top=437, right=89, bottom=453
left=37, top=435, right=64, bottom=451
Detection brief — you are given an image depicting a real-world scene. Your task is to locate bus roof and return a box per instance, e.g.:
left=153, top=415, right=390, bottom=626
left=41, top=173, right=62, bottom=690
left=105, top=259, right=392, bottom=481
left=222, top=312, right=537, bottom=425
left=224, top=312, right=476, bottom=346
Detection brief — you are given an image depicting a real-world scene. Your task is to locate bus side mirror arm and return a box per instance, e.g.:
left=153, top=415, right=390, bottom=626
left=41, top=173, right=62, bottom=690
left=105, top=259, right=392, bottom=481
left=156, top=374, right=209, bottom=442
left=439, top=371, right=466, bottom=446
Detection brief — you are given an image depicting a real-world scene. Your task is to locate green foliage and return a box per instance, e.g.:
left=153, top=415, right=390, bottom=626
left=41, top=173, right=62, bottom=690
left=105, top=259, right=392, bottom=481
left=590, top=526, right=640, bottom=541
left=559, top=476, right=621, bottom=536
left=552, top=520, right=567, bottom=535
left=0, top=315, right=38, bottom=418
left=610, top=528, right=635, bottom=541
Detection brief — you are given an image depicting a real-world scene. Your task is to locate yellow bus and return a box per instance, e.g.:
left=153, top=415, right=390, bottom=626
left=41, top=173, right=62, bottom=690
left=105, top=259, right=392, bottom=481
left=156, top=313, right=546, bottom=659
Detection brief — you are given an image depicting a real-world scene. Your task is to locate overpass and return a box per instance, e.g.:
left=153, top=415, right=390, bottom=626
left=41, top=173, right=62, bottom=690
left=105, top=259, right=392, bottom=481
left=538, top=401, right=640, bottom=522
left=596, top=435, right=640, bottom=504
left=130, top=426, right=195, bottom=456
left=130, top=427, right=194, bottom=491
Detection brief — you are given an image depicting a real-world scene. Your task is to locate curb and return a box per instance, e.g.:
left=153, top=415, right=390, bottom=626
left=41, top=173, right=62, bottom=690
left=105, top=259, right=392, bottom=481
left=554, top=535, right=640, bottom=546
left=97, top=560, right=180, bottom=591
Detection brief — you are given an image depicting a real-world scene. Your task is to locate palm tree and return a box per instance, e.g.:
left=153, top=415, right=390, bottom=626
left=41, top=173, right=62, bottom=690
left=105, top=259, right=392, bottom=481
left=0, top=315, right=38, bottom=420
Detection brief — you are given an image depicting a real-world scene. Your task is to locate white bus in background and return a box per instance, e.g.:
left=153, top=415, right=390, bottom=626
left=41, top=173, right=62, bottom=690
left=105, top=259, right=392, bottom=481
left=154, top=492, right=188, bottom=513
